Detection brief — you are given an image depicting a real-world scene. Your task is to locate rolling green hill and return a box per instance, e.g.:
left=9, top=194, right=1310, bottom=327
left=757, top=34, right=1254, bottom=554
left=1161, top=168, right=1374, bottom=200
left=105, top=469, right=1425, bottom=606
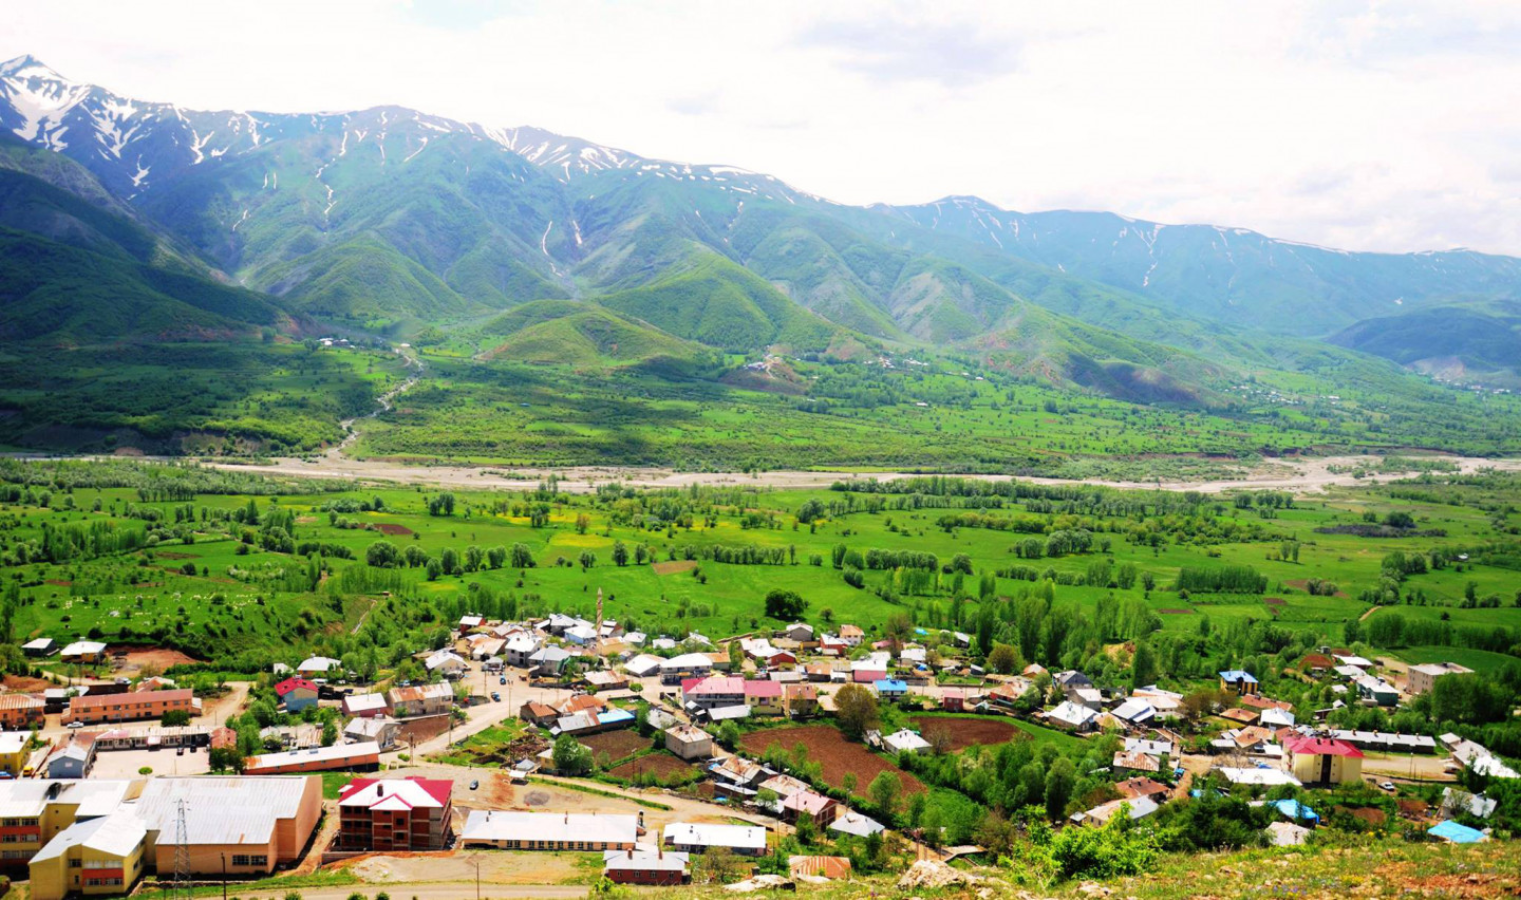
left=1330, top=301, right=1521, bottom=387
left=477, top=299, right=720, bottom=373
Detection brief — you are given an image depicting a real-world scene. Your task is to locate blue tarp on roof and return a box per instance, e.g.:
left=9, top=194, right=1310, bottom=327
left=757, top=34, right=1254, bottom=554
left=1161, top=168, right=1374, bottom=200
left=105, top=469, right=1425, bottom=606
left=1429, top=820, right=1486, bottom=844
left=1271, top=799, right=1319, bottom=823
left=874, top=679, right=907, bottom=693
left=1219, top=670, right=1258, bottom=683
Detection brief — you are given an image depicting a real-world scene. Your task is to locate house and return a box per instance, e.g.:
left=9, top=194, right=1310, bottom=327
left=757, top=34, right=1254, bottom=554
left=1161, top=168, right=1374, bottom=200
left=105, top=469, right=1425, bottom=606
left=1218, top=670, right=1259, bottom=696
left=1428, top=820, right=1488, bottom=844
left=529, top=646, right=573, bottom=677
left=663, top=822, right=767, bottom=856
left=0, top=780, right=132, bottom=870
left=838, top=625, right=864, bottom=646
left=1214, top=767, right=1301, bottom=787
left=0, top=693, right=45, bottom=729
left=0, top=731, right=28, bottom=775
left=296, top=656, right=343, bottom=677
left=882, top=729, right=931, bottom=755
left=829, top=812, right=884, bottom=838
left=1068, top=686, right=1105, bottom=710
left=1073, top=796, right=1159, bottom=826
left=462, top=810, right=637, bottom=851
left=386, top=682, right=454, bottom=717
left=783, top=623, right=814, bottom=642
left=557, top=694, right=608, bottom=717
left=1354, top=676, right=1399, bottom=707
left=1043, top=701, right=1101, bottom=733
left=465, top=636, right=506, bottom=661
left=710, top=756, right=768, bottom=789
left=584, top=670, right=628, bottom=691
left=744, top=680, right=785, bottom=716
left=337, top=777, right=453, bottom=851
left=343, top=717, right=400, bottom=750
left=873, top=679, right=908, bottom=700
left=1219, top=707, right=1259, bottom=726
left=623, top=654, right=663, bottom=678
left=1330, top=729, right=1437, bottom=754
left=852, top=669, right=887, bottom=685
left=553, top=708, right=636, bottom=737
left=756, top=649, right=797, bottom=669
left=781, top=790, right=839, bottom=825
left=1124, top=736, right=1178, bottom=759
left=520, top=701, right=560, bottom=728
left=1112, top=751, right=1161, bottom=774
left=784, top=683, right=819, bottom=717
left=1285, top=736, right=1364, bottom=785
left=274, top=678, right=318, bottom=712
left=789, top=855, right=851, bottom=880
left=63, top=690, right=199, bottom=726
left=817, top=636, right=848, bottom=656
left=504, top=635, right=543, bottom=668
left=424, top=649, right=468, bottom=678
left=659, top=653, right=713, bottom=684
left=564, top=625, right=599, bottom=646
left=1109, top=699, right=1156, bottom=727
left=27, top=811, right=146, bottom=900
left=940, top=688, right=970, bottom=712
left=342, top=693, right=389, bottom=719
left=1116, top=777, right=1171, bottom=805
left=664, top=725, right=712, bottom=761
left=1333, top=654, right=1374, bottom=669
left=1053, top=670, right=1092, bottom=691
left=59, top=641, right=108, bottom=665
left=603, top=846, right=689, bottom=885
left=1259, top=708, right=1296, bottom=728
left=244, top=743, right=382, bottom=775
left=1441, top=787, right=1497, bottom=820
left=683, top=676, right=746, bottom=710
left=458, top=615, right=485, bottom=633
left=1407, top=662, right=1475, bottom=695
left=45, top=738, right=96, bottom=779
left=22, top=638, right=55, bottom=658
left=899, top=647, right=927, bottom=666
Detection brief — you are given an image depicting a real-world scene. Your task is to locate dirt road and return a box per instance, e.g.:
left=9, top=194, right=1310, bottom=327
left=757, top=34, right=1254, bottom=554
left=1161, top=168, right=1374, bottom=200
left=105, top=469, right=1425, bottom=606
left=292, top=883, right=586, bottom=900
left=175, top=453, right=1521, bottom=496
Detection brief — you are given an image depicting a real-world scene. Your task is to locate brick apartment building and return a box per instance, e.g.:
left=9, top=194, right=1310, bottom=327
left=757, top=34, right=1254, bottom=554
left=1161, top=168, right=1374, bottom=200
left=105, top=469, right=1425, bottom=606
left=62, top=690, right=198, bottom=726
left=336, top=778, right=453, bottom=851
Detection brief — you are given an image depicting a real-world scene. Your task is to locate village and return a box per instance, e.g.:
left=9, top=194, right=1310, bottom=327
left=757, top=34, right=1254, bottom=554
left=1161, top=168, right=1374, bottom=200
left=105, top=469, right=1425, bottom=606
left=0, top=592, right=1509, bottom=900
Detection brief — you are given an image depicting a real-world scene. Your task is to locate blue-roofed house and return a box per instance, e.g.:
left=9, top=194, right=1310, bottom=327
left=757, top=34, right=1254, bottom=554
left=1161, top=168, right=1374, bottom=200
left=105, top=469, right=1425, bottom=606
left=1268, top=798, right=1319, bottom=824
left=1219, top=670, right=1260, bottom=696
left=1428, top=820, right=1487, bottom=844
left=873, top=679, right=907, bottom=700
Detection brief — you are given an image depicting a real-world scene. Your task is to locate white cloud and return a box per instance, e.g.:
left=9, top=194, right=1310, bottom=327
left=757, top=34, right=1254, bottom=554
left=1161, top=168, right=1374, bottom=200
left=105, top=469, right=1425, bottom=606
left=5, top=0, right=1519, bottom=254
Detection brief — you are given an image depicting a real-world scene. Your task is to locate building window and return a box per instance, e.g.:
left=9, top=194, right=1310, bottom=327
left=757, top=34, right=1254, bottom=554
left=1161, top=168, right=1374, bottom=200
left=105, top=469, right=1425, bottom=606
left=231, top=855, right=252, bottom=866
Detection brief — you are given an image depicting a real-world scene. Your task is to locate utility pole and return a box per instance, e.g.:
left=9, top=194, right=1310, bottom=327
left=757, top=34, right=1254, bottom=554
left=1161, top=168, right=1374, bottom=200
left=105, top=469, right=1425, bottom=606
left=220, top=853, right=227, bottom=900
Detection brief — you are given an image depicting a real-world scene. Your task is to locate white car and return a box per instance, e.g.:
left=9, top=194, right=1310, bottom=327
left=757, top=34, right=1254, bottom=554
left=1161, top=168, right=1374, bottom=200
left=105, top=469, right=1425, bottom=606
left=65, top=721, right=84, bottom=729
left=1378, top=781, right=1396, bottom=792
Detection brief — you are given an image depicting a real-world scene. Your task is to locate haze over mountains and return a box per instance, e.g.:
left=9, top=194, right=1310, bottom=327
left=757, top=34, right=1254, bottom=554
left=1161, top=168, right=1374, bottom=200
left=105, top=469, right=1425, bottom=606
left=2, top=53, right=1519, bottom=395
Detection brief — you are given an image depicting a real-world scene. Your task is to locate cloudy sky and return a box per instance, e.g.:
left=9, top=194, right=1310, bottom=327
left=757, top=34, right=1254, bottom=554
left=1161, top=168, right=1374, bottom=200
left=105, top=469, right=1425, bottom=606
left=7, top=0, right=1520, bottom=254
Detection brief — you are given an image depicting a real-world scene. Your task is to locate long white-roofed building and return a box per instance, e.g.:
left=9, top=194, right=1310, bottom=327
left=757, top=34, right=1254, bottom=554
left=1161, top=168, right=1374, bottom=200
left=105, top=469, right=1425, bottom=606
left=459, top=810, right=638, bottom=851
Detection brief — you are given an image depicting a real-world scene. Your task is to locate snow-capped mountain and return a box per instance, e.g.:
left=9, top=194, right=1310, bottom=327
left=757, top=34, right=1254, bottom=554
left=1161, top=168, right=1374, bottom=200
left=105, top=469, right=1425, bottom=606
left=0, top=55, right=812, bottom=202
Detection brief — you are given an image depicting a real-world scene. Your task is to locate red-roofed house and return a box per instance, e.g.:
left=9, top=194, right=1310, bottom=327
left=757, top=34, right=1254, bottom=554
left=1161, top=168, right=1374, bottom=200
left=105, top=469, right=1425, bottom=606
left=852, top=670, right=887, bottom=684
left=337, top=777, right=454, bottom=850
left=275, top=678, right=319, bottom=712
left=781, top=790, right=840, bottom=825
left=1285, top=735, right=1364, bottom=785
left=745, top=680, right=784, bottom=716
left=683, top=676, right=746, bottom=710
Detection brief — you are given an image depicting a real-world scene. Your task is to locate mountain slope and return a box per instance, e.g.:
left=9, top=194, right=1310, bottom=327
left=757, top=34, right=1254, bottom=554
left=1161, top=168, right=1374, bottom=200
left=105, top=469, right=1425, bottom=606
left=477, top=299, right=720, bottom=374
left=874, top=196, right=1521, bottom=337
left=1330, top=301, right=1521, bottom=387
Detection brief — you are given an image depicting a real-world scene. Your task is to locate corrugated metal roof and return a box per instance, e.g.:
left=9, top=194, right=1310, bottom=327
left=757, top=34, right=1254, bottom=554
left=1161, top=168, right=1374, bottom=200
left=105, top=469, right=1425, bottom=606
left=135, top=776, right=312, bottom=845
left=463, top=810, right=636, bottom=845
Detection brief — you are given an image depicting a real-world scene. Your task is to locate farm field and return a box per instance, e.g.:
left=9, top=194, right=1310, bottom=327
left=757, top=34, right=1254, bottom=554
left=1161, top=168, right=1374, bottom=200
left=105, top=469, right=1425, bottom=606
left=906, top=714, right=1021, bottom=752
left=738, top=724, right=927, bottom=797
left=2, top=458, right=1519, bottom=675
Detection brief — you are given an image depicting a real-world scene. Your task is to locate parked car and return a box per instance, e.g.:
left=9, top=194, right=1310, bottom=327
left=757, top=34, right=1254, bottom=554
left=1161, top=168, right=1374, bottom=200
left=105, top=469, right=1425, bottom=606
left=1379, top=781, right=1397, bottom=792
left=499, top=676, right=506, bottom=685
left=491, top=692, right=501, bottom=702
left=469, top=780, right=479, bottom=790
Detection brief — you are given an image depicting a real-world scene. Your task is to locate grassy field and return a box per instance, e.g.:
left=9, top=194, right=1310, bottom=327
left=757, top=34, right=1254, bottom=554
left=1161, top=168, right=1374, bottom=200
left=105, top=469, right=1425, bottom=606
left=1, top=460, right=1517, bottom=674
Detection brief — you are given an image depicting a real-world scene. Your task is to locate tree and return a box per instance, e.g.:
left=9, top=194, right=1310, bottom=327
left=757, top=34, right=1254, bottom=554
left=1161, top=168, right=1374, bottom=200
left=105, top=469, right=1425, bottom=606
left=728, top=641, right=744, bottom=671
left=987, top=643, right=1020, bottom=675
left=868, top=771, right=902, bottom=819
left=510, top=543, right=535, bottom=569
left=575, top=514, right=590, bottom=535
left=160, top=709, right=191, bottom=727
left=552, top=734, right=593, bottom=774
left=1044, top=757, right=1075, bottom=820
left=833, top=683, right=880, bottom=740
left=612, top=541, right=629, bottom=567
left=579, top=550, right=597, bottom=571
left=365, top=540, right=401, bottom=568
left=764, top=589, right=807, bottom=620
left=1130, top=642, right=1158, bottom=690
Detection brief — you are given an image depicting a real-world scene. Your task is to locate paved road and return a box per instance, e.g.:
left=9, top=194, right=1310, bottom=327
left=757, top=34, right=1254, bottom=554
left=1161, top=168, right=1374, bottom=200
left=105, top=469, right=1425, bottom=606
left=293, top=883, right=587, bottom=900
